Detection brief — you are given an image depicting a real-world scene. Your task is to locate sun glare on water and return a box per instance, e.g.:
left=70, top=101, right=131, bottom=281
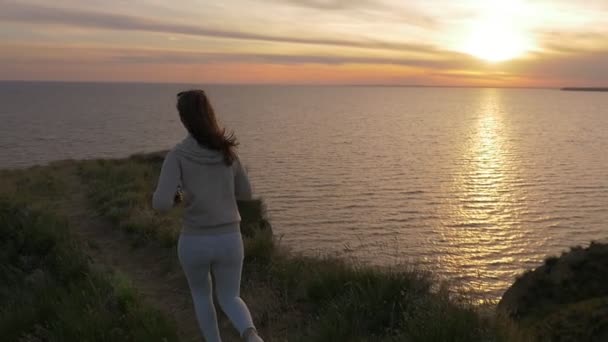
left=461, top=0, right=533, bottom=62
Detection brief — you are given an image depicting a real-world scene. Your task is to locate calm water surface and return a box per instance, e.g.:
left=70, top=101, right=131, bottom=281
left=1, top=82, right=607, bottom=299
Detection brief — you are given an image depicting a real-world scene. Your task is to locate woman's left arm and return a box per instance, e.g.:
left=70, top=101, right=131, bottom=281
left=153, top=150, right=181, bottom=212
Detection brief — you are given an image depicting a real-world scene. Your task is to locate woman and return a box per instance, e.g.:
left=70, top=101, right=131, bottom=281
left=152, top=89, right=263, bottom=342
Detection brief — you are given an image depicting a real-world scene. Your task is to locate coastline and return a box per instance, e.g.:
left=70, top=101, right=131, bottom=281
left=560, top=87, right=608, bottom=92
left=1, top=152, right=604, bottom=341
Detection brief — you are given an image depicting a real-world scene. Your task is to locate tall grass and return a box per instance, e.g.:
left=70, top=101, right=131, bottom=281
left=77, top=154, right=272, bottom=246
left=0, top=199, right=179, bottom=342
left=242, top=245, right=514, bottom=341
left=0, top=163, right=72, bottom=211
left=77, top=156, right=182, bottom=246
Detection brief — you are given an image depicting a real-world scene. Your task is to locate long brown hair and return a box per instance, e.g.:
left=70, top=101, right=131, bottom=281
left=176, top=89, right=238, bottom=165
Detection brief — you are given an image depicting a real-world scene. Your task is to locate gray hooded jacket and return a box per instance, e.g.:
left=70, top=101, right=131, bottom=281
left=153, top=135, right=252, bottom=234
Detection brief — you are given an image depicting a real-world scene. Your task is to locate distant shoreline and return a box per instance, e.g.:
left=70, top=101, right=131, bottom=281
left=561, top=87, right=608, bottom=92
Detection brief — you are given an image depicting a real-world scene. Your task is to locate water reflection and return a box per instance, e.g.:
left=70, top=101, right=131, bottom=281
left=440, top=89, right=524, bottom=300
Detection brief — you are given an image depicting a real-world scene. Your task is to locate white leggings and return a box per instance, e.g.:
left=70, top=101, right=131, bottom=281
left=178, top=230, right=255, bottom=342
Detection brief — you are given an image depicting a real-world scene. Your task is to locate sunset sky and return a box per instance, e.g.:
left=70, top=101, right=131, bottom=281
left=1, top=0, right=607, bottom=86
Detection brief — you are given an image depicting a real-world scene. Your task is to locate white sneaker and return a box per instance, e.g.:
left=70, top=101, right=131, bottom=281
left=243, top=328, right=264, bottom=342
left=246, top=334, right=264, bottom=342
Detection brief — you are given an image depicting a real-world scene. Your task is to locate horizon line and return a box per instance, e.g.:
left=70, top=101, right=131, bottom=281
left=0, top=79, right=562, bottom=90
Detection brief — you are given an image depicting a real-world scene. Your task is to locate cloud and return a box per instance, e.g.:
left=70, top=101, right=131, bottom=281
left=263, top=0, right=436, bottom=28
left=5, top=42, right=605, bottom=86
left=0, top=42, right=481, bottom=72
left=536, top=31, right=608, bottom=54
left=270, top=0, right=379, bottom=10
left=0, top=2, right=439, bottom=53
left=509, top=50, right=608, bottom=85
left=2, top=0, right=606, bottom=86
left=114, top=50, right=480, bottom=70
left=12, top=40, right=608, bottom=86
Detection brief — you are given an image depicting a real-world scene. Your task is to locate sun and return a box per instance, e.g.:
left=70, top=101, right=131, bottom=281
left=460, top=0, right=533, bottom=62
left=463, top=20, right=530, bottom=62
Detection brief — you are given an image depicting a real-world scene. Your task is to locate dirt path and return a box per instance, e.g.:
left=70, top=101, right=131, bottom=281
left=59, top=169, right=241, bottom=342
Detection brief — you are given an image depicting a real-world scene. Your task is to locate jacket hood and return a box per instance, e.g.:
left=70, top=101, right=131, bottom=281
left=175, top=135, right=224, bottom=164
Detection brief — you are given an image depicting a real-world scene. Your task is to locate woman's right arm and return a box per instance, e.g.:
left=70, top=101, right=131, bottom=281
left=234, top=158, right=252, bottom=201
left=153, top=150, right=181, bottom=211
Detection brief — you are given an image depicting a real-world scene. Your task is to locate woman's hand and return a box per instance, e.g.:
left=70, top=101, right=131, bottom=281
left=174, top=187, right=193, bottom=206
left=174, top=187, right=184, bottom=205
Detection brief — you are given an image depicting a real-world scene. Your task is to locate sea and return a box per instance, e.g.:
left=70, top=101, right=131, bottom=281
left=1, top=81, right=607, bottom=300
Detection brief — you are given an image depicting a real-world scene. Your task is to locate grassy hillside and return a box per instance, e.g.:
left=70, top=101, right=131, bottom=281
left=75, top=152, right=519, bottom=341
left=0, top=153, right=527, bottom=341
left=0, top=199, right=179, bottom=341
left=499, top=242, right=608, bottom=341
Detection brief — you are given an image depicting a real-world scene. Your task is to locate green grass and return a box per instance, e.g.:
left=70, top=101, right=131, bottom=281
left=0, top=162, right=72, bottom=212
left=76, top=153, right=272, bottom=246
left=77, top=156, right=181, bottom=247
left=243, top=247, right=519, bottom=341
left=0, top=199, right=179, bottom=342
